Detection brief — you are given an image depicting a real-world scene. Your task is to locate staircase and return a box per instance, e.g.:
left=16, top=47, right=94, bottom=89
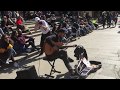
left=14, top=20, right=43, bottom=63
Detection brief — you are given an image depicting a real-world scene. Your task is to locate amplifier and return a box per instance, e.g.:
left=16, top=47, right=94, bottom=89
left=15, top=65, right=38, bottom=79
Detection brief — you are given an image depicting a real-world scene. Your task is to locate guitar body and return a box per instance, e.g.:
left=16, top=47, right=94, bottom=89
left=44, top=43, right=58, bottom=55
left=44, top=42, right=77, bottom=56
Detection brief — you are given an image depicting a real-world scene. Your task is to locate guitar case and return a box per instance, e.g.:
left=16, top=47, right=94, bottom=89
left=73, top=45, right=102, bottom=79
left=73, top=60, right=102, bottom=79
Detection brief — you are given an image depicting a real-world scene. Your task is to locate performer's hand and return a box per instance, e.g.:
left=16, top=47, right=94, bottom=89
left=41, top=25, right=47, bottom=30
left=56, top=42, right=63, bottom=46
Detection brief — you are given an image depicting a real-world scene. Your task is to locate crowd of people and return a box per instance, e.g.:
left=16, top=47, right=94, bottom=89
left=0, top=11, right=118, bottom=76
left=98, top=11, right=118, bottom=28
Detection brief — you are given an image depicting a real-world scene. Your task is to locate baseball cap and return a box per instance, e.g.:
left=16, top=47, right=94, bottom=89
left=35, top=17, right=40, bottom=22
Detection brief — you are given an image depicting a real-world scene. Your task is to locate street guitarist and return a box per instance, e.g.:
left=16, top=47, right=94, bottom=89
left=44, top=29, right=76, bottom=76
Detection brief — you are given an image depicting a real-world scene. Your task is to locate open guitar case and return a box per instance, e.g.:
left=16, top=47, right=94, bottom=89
left=73, top=45, right=102, bottom=79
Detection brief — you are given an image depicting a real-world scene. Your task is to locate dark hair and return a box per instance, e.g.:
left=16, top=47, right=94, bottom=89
left=12, top=30, right=18, bottom=36
left=62, top=22, right=67, bottom=28
left=57, top=29, right=65, bottom=33
left=0, top=34, right=11, bottom=49
left=6, top=15, right=9, bottom=18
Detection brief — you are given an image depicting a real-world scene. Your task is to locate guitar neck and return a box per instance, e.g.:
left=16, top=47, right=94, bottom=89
left=59, top=45, right=76, bottom=49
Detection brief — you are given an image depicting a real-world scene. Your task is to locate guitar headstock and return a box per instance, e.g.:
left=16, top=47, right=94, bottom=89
left=73, top=44, right=77, bottom=47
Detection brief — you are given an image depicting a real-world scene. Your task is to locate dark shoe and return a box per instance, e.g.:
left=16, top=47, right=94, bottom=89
left=69, top=69, right=75, bottom=75
left=68, top=57, right=74, bottom=62
left=31, top=48, right=35, bottom=52
left=35, top=47, right=41, bottom=51
left=31, top=47, right=40, bottom=51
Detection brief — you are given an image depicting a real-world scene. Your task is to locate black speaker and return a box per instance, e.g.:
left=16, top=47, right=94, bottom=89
left=15, top=65, right=38, bottom=79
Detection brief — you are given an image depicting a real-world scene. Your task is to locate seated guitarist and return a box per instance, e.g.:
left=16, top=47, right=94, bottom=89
left=44, top=29, right=75, bottom=76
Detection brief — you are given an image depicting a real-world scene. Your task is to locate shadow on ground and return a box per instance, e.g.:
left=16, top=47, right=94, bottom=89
left=0, top=50, right=45, bottom=75
left=29, top=26, right=35, bottom=28
left=118, top=31, right=120, bottom=33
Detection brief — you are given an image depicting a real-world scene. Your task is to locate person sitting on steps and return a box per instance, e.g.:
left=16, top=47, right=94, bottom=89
left=17, top=30, right=39, bottom=53
left=0, top=34, right=19, bottom=67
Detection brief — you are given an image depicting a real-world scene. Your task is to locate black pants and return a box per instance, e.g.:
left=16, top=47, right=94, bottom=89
left=102, top=19, right=106, bottom=28
left=107, top=19, right=111, bottom=27
left=26, top=37, right=36, bottom=49
left=40, top=31, right=51, bottom=53
left=46, top=50, right=73, bottom=73
left=2, top=27, right=13, bottom=35
left=17, top=25, right=25, bottom=31
left=114, top=18, right=118, bottom=26
left=0, top=48, right=15, bottom=63
left=15, top=37, right=36, bottom=53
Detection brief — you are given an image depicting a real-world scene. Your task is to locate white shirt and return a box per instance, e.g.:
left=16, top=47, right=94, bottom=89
left=39, top=20, right=50, bottom=34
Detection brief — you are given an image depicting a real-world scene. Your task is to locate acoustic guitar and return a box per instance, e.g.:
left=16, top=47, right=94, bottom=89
left=44, top=42, right=77, bottom=56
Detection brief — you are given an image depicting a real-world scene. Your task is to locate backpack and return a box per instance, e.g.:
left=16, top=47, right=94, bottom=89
left=74, top=45, right=88, bottom=60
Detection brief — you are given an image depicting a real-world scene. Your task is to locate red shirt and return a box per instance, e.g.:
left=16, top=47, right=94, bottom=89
left=16, top=19, right=22, bottom=25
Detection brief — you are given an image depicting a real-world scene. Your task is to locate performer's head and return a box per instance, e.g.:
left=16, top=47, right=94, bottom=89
left=57, top=29, right=66, bottom=37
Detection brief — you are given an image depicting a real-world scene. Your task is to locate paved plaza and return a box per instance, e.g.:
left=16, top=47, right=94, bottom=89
left=1, top=18, right=120, bottom=79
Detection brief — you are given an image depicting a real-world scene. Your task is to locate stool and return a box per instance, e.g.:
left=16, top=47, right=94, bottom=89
left=43, top=57, right=61, bottom=78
